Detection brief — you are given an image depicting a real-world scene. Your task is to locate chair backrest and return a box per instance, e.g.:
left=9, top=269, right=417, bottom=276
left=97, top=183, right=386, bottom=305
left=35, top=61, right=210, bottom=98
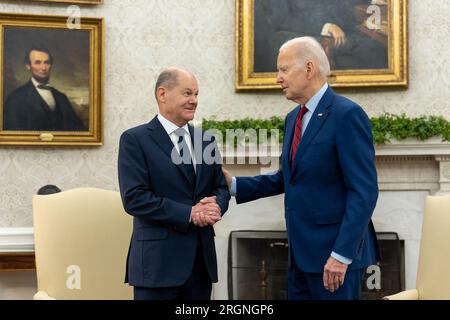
left=33, top=188, right=133, bottom=299
left=416, top=194, right=450, bottom=299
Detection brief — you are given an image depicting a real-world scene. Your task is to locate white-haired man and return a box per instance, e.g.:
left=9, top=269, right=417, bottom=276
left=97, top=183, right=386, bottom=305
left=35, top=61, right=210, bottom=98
left=223, top=37, right=379, bottom=300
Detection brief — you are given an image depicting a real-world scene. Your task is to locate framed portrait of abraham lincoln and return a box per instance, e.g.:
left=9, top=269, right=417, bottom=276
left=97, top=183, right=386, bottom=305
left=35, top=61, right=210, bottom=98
left=0, top=13, right=103, bottom=146
left=235, top=0, right=408, bottom=90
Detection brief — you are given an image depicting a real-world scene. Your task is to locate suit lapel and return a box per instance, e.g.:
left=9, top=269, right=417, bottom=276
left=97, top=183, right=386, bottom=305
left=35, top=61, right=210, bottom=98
left=290, top=87, right=334, bottom=177
left=25, top=81, right=53, bottom=113
left=146, top=117, right=193, bottom=186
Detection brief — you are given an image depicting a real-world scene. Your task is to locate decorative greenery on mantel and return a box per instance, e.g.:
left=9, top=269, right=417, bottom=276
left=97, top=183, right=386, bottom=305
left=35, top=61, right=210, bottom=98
left=201, top=114, right=450, bottom=145
left=371, top=114, right=450, bottom=144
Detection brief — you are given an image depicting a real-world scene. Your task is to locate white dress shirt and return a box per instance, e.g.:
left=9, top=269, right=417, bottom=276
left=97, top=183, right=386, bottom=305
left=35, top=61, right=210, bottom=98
left=32, top=77, right=56, bottom=111
left=157, top=113, right=196, bottom=171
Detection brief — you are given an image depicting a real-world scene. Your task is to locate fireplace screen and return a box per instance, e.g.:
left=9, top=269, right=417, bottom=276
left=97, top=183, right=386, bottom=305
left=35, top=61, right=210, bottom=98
left=228, top=231, right=404, bottom=300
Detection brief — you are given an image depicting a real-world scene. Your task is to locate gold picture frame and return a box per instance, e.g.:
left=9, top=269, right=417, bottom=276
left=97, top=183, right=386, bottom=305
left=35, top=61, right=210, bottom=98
left=0, top=12, right=103, bottom=146
left=21, top=0, right=103, bottom=4
left=235, top=0, right=408, bottom=90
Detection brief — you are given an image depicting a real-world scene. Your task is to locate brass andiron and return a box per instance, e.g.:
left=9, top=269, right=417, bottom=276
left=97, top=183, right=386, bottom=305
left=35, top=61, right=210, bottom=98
left=260, top=259, right=267, bottom=299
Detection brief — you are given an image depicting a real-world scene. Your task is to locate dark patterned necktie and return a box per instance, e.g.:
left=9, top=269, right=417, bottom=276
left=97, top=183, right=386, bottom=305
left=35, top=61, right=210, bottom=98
left=37, top=84, right=52, bottom=91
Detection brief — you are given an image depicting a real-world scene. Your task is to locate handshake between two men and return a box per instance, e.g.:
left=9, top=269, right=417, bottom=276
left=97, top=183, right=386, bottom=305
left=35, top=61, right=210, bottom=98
left=191, top=196, right=222, bottom=227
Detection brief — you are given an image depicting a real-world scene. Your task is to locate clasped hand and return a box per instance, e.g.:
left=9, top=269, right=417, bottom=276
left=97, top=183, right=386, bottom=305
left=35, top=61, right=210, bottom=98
left=191, top=196, right=222, bottom=227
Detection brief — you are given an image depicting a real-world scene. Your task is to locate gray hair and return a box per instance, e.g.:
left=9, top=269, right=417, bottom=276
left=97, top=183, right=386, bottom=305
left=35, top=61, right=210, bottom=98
left=154, top=68, right=180, bottom=98
left=279, top=37, right=331, bottom=77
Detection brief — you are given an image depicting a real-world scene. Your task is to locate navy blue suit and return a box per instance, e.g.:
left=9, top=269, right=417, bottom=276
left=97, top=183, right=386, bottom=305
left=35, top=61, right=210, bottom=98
left=118, top=117, right=230, bottom=295
left=236, top=87, right=379, bottom=299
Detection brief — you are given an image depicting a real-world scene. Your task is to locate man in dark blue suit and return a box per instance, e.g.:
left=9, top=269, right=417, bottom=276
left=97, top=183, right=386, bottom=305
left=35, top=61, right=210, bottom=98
left=118, top=67, right=230, bottom=300
left=223, top=37, right=379, bottom=300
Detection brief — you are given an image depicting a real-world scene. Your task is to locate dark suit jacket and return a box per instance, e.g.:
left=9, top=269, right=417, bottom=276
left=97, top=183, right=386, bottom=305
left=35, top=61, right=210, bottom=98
left=3, top=80, right=86, bottom=131
left=236, top=87, right=380, bottom=275
left=118, top=116, right=230, bottom=288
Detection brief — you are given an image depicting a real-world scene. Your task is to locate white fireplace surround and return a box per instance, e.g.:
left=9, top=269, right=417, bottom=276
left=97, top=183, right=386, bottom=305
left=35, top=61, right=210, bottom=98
left=1, top=139, right=450, bottom=299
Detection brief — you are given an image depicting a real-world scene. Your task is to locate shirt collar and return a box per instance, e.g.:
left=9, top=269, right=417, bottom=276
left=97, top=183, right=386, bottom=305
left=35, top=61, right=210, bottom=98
left=304, top=82, right=328, bottom=114
left=31, top=77, right=50, bottom=88
left=157, top=113, right=189, bottom=136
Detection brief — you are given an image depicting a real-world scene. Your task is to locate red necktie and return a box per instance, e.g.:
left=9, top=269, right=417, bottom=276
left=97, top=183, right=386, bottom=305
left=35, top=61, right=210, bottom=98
left=290, top=105, right=308, bottom=163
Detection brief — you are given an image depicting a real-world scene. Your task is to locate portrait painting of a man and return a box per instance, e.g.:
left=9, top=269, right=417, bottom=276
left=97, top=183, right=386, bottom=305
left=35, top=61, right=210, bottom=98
left=2, top=27, right=90, bottom=132
left=253, top=0, right=389, bottom=73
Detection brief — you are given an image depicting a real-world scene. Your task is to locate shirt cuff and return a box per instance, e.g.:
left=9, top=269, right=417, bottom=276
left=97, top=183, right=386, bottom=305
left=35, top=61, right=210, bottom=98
left=331, top=251, right=352, bottom=265
left=230, top=177, right=237, bottom=197
left=320, top=23, right=333, bottom=36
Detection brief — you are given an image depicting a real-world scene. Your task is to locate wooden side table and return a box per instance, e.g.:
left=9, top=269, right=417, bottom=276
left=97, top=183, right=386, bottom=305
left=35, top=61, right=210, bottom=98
left=0, top=252, right=35, bottom=271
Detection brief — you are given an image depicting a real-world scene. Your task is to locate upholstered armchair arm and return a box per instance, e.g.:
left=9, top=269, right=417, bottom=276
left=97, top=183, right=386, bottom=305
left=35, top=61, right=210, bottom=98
left=382, top=289, right=419, bottom=300
left=33, top=291, right=57, bottom=300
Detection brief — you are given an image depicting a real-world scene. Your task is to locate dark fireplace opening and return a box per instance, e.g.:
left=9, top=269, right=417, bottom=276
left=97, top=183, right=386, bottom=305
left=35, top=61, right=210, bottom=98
left=228, top=231, right=404, bottom=300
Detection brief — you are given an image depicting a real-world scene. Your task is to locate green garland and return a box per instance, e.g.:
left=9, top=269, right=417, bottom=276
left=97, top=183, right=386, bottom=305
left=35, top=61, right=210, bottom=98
left=371, top=113, right=450, bottom=144
left=200, top=113, right=450, bottom=145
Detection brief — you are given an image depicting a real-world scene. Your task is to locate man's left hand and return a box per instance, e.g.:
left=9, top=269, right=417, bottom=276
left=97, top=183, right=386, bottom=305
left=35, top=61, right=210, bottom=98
left=323, top=256, right=348, bottom=292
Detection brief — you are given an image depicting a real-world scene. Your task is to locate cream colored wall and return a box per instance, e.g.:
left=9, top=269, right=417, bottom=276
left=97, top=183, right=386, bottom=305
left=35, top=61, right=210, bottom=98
left=0, top=0, right=449, bottom=227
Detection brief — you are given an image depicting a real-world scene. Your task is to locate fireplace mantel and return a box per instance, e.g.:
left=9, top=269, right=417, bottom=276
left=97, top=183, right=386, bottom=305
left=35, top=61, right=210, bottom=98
left=222, top=138, right=450, bottom=157
left=375, top=139, right=450, bottom=195
left=375, top=138, right=450, bottom=156
left=221, top=138, right=450, bottom=195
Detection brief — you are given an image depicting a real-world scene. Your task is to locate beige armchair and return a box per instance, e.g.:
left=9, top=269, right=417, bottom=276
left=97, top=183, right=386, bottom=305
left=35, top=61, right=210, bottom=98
left=32, top=188, right=133, bottom=299
left=384, top=194, right=450, bottom=300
